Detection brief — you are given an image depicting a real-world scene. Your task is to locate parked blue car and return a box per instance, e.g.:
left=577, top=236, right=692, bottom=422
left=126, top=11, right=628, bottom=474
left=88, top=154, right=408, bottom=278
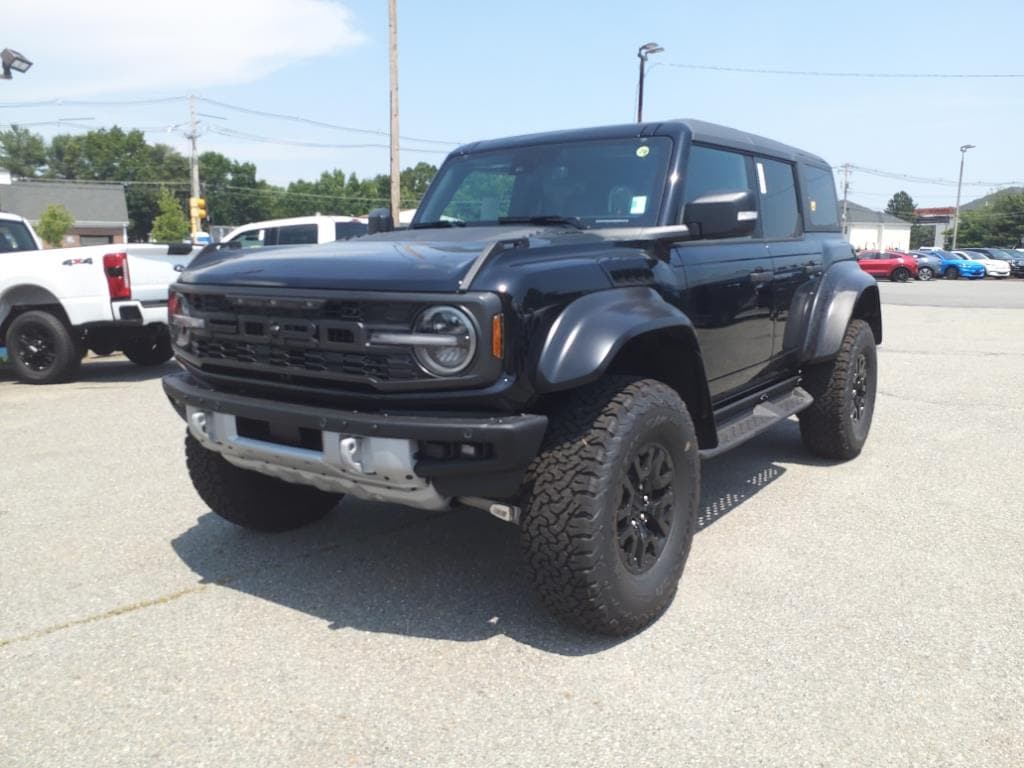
left=930, top=250, right=987, bottom=280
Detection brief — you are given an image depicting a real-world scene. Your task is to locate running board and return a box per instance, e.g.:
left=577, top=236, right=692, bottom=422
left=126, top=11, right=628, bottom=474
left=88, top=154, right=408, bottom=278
left=699, top=386, right=814, bottom=460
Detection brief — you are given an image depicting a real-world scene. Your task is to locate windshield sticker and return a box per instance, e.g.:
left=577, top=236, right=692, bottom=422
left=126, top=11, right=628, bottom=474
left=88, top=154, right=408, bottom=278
left=636, top=145, right=650, bottom=158
left=810, top=199, right=818, bottom=212
left=630, top=196, right=648, bottom=215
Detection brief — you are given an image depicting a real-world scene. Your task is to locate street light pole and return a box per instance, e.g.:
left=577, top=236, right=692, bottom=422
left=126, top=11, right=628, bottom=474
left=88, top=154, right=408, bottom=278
left=952, top=143, right=975, bottom=250
left=388, top=0, right=401, bottom=222
left=636, top=42, right=663, bottom=123
left=1, top=48, right=33, bottom=80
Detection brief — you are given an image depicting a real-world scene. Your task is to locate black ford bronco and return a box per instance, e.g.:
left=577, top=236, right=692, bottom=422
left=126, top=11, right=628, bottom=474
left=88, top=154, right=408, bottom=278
left=164, top=119, right=880, bottom=635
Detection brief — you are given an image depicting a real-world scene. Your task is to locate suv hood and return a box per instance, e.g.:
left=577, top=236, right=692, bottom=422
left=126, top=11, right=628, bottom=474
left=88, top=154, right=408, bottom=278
left=181, top=226, right=583, bottom=292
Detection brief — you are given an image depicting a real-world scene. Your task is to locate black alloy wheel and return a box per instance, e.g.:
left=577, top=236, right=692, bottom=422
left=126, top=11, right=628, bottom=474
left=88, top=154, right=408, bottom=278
left=851, top=353, right=869, bottom=423
left=891, top=267, right=911, bottom=282
left=15, top=319, right=57, bottom=372
left=617, top=442, right=675, bottom=574
left=944, top=266, right=960, bottom=280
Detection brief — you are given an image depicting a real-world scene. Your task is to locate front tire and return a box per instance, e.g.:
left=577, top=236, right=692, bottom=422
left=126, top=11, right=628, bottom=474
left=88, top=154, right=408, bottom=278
left=7, top=310, right=81, bottom=384
left=520, top=377, right=700, bottom=635
left=944, top=266, right=960, bottom=280
left=185, top=433, right=341, bottom=531
left=123, top=328, right=173, bottom=366
left=799, top=319, right=877, bottom=460
left=917, top=266, right=934, bottom=281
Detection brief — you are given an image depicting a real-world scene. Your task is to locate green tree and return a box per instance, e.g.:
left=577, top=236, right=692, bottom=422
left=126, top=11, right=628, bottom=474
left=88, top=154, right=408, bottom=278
left=199, top=151, right=276, bottom=226
left=952, top=191, right=1024, bottom=247
left=885, top=190, right=916, bottom=221
left=910, top=224, right=935, bottom=250
left=36, top=204, right=75, bottom=248
left=0, top=125, right=47, bottom=177
left=150, top=187, right=189, bottom=242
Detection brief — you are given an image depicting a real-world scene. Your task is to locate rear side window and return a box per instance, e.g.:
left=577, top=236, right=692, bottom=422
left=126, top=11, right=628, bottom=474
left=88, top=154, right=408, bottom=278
left=682, top=145, right=752, bottom=210
left=0, top=220, right=39, bottom=252
left=756, top=158, right=801, bottom=239
left=277, top=224, right=318, bottom=245
left=335, top=221, right=368, bottom=240
left=801, top=164, right=840, bottom=231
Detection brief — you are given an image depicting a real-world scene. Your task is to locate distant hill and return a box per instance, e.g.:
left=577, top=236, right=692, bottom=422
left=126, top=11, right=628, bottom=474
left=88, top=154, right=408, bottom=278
left=962, top=186, right=1024, bottom=212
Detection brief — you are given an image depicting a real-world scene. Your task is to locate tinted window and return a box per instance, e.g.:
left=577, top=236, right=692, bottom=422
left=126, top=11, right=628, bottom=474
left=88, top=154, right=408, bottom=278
left=682, top=145, right=752, bottom=209
left=756, top=158, right=801, bottom=239
left=802, top=165, right=840, bottom=230
left=417, top=137, right=673, bottom=228
left=335, top=221, right=367, bottom=240
left=0, top=220, right=39, bottom=252
left=277, top=224, right=318, bottom=245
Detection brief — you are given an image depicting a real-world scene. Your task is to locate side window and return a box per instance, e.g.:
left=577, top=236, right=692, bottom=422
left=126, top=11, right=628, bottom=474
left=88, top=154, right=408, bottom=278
left=231, top=228, right=265, bottom=248
left=682, top=145, right=753, bottom=210
left=801, top=165, right=840, bottom=230
left=756, top=158, right=801, bottom=239
left=335, top=221, right=367, bottom=240
left=277, top=224, right=318, bottom=245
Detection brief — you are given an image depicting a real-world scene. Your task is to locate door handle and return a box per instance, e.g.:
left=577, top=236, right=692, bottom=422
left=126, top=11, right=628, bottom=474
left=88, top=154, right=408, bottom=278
left=803, top=261, right=822, bottom=276
left=749, top=268, right=773, bottom=284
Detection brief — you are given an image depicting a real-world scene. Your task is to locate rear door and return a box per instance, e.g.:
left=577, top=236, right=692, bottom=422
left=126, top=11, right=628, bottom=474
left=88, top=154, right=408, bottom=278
left=754, top=156, right=821, bottom=362
left=672, top=144, right=774, bottom=399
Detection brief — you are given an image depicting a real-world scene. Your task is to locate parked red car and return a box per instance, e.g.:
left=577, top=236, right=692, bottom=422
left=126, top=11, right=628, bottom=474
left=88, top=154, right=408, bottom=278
left=855, top=250, right=919, bottom=282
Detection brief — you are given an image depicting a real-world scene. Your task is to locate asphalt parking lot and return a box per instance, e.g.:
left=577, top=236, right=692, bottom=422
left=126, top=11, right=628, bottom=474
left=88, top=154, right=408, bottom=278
left=1, top=280, right=1022, bottom=767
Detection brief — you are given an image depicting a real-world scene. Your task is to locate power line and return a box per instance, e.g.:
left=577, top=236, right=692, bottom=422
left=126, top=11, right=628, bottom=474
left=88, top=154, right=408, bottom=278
left=196, top=97, right=459, bottom=146
left=0, top=96, right=187, bottom=109
left=207, top=125, right=450, bottom=154
left=663, top=62, right=1024, bottom=79
left=847, top=164, right=1024, bottom=189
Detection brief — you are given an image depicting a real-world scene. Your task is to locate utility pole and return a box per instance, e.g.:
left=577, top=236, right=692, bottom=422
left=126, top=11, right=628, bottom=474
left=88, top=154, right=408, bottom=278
left=952, top=143, right=975, bottom=250
left=840, top=163, right=850, bottom=237
left=187, top=94, right=202, bottom=236
left=388, top=0, right=401, bottom=221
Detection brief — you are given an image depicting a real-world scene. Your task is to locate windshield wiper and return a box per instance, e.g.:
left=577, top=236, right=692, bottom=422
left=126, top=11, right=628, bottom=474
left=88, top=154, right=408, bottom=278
left=411, top=219, right=466, bottom=229
left=497, top=215, right=586, bottom=230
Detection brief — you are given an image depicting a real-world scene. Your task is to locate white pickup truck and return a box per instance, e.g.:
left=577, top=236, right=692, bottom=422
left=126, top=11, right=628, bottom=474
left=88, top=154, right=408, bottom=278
left=0, top=212, right=194, bottom=384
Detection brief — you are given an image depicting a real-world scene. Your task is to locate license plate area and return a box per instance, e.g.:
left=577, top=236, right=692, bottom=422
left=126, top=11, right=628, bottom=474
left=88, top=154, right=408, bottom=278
left=236, top=416, right=324, bottom=451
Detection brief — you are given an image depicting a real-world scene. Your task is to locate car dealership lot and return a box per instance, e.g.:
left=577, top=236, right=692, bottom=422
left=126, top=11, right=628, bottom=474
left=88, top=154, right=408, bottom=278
left=1, top=282, right=1022, bottom=767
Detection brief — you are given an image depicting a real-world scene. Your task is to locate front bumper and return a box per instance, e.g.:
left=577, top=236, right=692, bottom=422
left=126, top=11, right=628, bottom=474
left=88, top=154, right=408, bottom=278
left=163, top=372, right=548, bottom=505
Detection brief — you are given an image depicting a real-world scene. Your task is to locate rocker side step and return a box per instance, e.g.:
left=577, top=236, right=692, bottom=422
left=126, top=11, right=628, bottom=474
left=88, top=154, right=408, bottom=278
left=699, top=386, right=814, bottom=460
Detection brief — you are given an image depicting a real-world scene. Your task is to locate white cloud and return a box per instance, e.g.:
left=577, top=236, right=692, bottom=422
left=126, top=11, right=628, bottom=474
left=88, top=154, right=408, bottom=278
left=3, top=0, right=364, bottom=96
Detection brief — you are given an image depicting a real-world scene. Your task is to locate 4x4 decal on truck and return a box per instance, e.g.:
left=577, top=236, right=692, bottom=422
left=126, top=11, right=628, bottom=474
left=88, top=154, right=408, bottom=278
left=61, top=257, right=93, bottom=266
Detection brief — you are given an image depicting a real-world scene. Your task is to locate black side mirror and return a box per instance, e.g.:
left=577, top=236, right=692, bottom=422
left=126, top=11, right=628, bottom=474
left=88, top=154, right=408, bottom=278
left=367, top=207, right=395, bottom=234
left=683, top=191, right=758, bottom=240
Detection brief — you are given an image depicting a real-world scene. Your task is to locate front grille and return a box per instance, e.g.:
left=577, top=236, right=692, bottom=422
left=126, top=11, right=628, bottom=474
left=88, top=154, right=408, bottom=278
left=192, top=338, right=420, bottom=382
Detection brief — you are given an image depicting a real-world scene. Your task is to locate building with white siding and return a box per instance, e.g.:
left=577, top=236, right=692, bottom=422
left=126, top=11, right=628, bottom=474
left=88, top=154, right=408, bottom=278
left=844, top=201, right=911, bottom=252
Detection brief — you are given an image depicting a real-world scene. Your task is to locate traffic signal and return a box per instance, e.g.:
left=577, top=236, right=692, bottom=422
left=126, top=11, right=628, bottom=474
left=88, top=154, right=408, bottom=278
left=189, top=197, right=207, bottom=220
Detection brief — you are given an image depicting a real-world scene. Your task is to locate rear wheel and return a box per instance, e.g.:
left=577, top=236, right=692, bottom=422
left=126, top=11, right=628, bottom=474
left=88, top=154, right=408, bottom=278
left=799, top=319, right=877, bottom=461
left=7, top=310, right=81, bottom=384
left=185, top=433, right=341, bottom=532
left=891, top=267, right=911, bottom=282
left=520, top=377, right=700, bottom=635
left=944, top=266, right=960, bottom=280
left=917, top=266, right=934, bottom=281
left=123, top=327, right=173, bottom=366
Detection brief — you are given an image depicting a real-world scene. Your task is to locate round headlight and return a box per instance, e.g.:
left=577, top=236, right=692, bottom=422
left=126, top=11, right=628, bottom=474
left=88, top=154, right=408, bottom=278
left=412, top=306, right=477, bottom=376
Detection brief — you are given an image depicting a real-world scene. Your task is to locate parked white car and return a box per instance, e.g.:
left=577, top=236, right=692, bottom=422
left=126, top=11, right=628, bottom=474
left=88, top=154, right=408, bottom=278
left=221, top=214, right=367, bottom=247
left=1, top=212, right=195, bottom=383
left=954, top=250, right=1011, bottom=278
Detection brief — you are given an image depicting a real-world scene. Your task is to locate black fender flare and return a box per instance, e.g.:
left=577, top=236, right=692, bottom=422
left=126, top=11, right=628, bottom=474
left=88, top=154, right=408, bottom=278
left=801, top=261, right=882, bottom=364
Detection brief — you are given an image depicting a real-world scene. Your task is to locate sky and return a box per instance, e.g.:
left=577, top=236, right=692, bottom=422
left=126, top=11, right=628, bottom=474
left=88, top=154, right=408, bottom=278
left=2, top=0, right=1023, bottom=210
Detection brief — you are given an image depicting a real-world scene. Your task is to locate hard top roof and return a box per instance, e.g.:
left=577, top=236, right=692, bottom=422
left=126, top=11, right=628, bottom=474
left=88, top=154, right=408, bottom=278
left=452, top=119, right=832, bottom=169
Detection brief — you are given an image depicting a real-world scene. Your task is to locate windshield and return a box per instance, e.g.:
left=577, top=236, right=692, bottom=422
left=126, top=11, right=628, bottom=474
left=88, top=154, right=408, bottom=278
left=415, top=137, right=673, bottom=229
left=0, top=220, right=39, bottom=252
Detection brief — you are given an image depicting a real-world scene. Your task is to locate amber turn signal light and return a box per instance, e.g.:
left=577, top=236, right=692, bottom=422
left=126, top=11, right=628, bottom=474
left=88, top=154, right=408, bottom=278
left=491, top=313, right=504, bottom=359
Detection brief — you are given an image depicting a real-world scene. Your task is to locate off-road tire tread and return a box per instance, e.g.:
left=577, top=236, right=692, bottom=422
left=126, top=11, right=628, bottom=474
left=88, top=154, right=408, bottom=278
left=185, top=433, right=340, bottom=531
left=520, top=376, right=698, bottom=635
left=799, top=319, right=873, bottom=460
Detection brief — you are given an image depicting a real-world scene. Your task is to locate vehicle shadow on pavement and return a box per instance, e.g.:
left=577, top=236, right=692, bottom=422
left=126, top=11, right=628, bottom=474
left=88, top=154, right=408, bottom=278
left=0, top=357, right=176, bottom=385
left=171, top=419, right=820, bottom=656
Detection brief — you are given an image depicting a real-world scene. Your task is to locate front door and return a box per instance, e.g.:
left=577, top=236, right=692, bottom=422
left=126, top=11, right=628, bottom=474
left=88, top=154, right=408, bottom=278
left=672, top=144, right=774, bottom=399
